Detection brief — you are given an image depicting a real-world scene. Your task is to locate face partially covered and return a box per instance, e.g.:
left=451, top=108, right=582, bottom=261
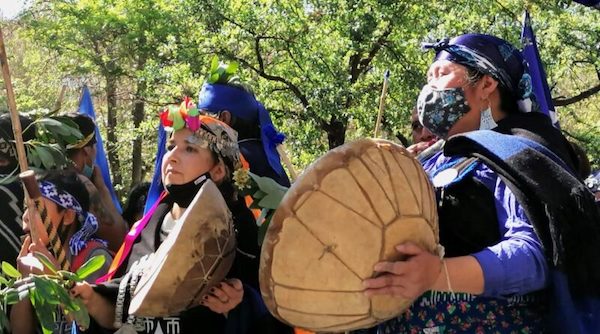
left=161, top=128, right=224, bottom=187
left=418, top=60, right=498, bottom=138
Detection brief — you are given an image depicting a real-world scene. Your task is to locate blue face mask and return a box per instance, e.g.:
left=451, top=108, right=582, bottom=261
left=82, top=163, right=94, bottom=179
left=417, top=84, right=471, bottom=138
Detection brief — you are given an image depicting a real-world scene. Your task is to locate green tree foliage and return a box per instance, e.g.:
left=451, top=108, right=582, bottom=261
left=1, top=0, right=598, bottom=200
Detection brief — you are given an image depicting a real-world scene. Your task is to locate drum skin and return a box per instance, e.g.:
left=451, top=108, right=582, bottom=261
left=130, top=180, right=236, bottom=317
left=260, top=139, right=439, bottom=332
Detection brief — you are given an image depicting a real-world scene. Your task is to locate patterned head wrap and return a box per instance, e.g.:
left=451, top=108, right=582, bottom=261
left=39, top=181, right=102, bottom=256
left=160, top=97, right=242, bottom=171
left=422, top=33, right=538, bottom=113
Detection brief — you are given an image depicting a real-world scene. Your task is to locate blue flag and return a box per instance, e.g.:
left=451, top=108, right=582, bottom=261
left=143, top=124, right=166, bottom=214
left=78, top=86, right=123, bottom=212
left=520, top=11, right=559, bottom=127
left=573, top=0, right=600, bottom=8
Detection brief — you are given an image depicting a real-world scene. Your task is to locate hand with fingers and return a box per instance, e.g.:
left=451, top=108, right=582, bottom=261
left=71, top=282, right=116, bottom=329
left=201, top=278, right=244, bottom=314
left=363, top=242, right=442, bottom=300
left=16, top=235, right=59, bottom=276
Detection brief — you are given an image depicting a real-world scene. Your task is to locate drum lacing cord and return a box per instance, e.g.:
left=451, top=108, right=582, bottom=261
left=114, top=254, right=149, bottom=331
left=434, top=244, right=455, bottom=300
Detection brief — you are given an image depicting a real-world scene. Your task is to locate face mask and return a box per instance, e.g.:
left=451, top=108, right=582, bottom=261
left=417, top=85, right=471, bottom=138
left=82, top=163, right=95, bottom=179
left=479, top=105, right=498, bottom=130
left=165, top=172, right=211, bottom=208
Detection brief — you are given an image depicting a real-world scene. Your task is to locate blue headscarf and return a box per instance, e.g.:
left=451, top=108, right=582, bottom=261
left=423, top=33, right=538, bottom=113
left=197, top=83, right=286, bottom=177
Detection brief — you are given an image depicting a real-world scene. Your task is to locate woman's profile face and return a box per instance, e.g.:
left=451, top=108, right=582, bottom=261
left=426, top=60, right=486, bottom=137
left=161, top=128, right=217, bottom=186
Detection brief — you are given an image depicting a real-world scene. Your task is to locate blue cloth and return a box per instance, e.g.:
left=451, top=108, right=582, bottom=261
left=78, top=86, right=122, bottom=213
left=239, top=139, right=290, bottom=187
left=424, top=151, right=548, bottom=296
left=143, top=124, right=167, bottom=215
left=574, top=0, right=600, bottom=7
left=198, top=83, right=287, bottom=178
left=521, top=11, right=559, bottom=127
left=445, top=129, right=600, bottom=333
left=423, top=34, right=538, bottom=113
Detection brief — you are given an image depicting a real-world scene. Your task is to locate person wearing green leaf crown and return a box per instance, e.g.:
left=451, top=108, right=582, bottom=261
left=10, top=169, right=112, bottom=334
left=197, top=57, right=291, bottom=187
left=62, top=113, right=128, bottom=254
left=71, top=99, right=291, bottom=334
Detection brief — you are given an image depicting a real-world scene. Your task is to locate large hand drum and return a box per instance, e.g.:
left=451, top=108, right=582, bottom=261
left=130, top=180, right=236, bottom=317
left=260, top=139, right=439, bottom=332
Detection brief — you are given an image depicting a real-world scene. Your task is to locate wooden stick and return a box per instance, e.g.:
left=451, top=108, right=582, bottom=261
left=373, top=69, right=391, bottom=138
left=52, top=83, right=68, bottom=113
left=0, top=26, right=39, bottom=240
left=276, top=143, right=297, bottom=182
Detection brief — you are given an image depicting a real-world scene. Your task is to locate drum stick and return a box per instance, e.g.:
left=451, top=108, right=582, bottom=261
left=277, top=143, right=297, bottom=182
left=0, top=27, right=40, bottom=239
left=373, top=69, right=391, bottom=138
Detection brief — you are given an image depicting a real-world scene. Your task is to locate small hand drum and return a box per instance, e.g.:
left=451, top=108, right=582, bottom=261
left=260, top=139, right=439, bottom=332
left=130, top=180, right=236, bottom=317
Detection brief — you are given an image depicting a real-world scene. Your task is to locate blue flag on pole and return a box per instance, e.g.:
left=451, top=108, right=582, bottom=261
left=573, top=0, right=600, bottom=8
left=143, top=124, right=166, bottom=214
left=79, top=86, right=123, bottom=213
left=520, top=11, right=559, bottom=127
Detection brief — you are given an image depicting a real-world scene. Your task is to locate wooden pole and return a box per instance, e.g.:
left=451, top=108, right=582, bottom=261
left=0, top=26, right=38, bottom=240
left=276, top=144, right=297, bottom=182
left=52, top=83, right=68, bottom=113
left=373, top=69, right=391, bottom=138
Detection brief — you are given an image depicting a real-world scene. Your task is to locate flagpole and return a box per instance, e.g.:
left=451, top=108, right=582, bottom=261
left=374, top=69, right=391, bottom=138
left=0, top=26, right=39, bottom=240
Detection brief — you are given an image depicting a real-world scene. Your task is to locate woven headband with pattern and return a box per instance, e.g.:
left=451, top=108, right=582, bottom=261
left=39, top=181, right=102, bottom=256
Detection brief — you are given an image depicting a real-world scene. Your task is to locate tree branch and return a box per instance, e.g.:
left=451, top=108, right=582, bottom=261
left=553, top=82, right=600, bottom=106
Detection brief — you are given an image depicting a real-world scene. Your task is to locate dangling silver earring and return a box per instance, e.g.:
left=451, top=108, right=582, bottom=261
left=479, top=99, right=497, bottom=130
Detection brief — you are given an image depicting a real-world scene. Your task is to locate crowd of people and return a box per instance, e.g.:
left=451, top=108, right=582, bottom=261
left=0, top=32, right=598, bottom=334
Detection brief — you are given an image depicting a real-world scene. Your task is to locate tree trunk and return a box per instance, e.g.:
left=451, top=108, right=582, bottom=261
left=325, top=116, right=347, bottom=149
left=104, top=74, right=122, bottom=191
left=130, top=78, right=146, bottom=188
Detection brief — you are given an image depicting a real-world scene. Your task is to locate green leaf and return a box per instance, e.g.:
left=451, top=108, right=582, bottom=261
left=0, top=276, right=8, bottom=286
left=0, top=305, right=9, bottom=332
left=35, top=146, right=55, bottom=169
left=2, top=262, right=21, bottom=279
left=209, top=72, right=219, bottom=83
left=209, top=55, right=219, bottom=74
left=32, top=290, right=55, bottom=334
left=75, top=255, right=105, bottom=280
left=46, top=279, right=77, bottom=311
left=33, top=252, right=58, bottom=275
left=4, top=289, right=19, bottom=304
left=32, top=277, right=58, bottom=304
left=58, top=270, right=80, bottom=282
left=27, top=145, right=41, bottom=168
left=225, top=61, right=238, bottom=75
left=69, top=298, right=90, bottom=330
left=256, top=208, right=269, bottom=226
